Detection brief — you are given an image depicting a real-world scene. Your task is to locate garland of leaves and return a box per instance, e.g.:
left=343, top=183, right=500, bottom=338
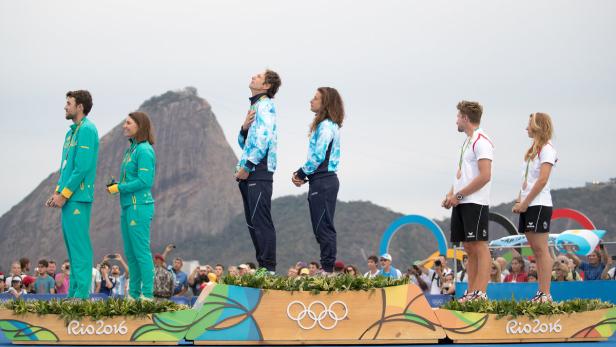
left=443, top=298, right=613, bottom=319
left=221, top=274, right=409, bottom=293
left=2, top=298, right=187, bottom=323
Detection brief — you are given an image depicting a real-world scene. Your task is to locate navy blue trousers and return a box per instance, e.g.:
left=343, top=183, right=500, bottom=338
left=307, top=175, right=339, bottom=273
left=239, top=180, right=276, bottom=271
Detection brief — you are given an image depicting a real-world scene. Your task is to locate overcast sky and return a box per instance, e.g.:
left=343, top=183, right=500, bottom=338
left=1, top=1, right=615, bottom=221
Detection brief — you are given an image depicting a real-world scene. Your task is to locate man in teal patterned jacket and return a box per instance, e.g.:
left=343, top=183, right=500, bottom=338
left=47, top=90, right=99, bottom=299
left=234, top=70, right=281, bottom=273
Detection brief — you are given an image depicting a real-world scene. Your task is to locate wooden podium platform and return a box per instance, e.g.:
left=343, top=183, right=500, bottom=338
left=0, top=283, right=614, bottom=345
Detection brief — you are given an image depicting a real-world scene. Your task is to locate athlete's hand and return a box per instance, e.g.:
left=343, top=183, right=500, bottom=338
left=242, top=110, right=256, bottom=131
left=442, top=194, right=457, bottom=209
left=235, top=167, right=249, bottom=181
left=51, top=193, right=66, bottom=208
left=513, top=201, right=528, bottom=214
left=441, top=195, right=451, bottom=209
left=107, top=184, right=119, bottom=195
left=291, top=172, right=304, bottom=187
left=45, top=195, right=55, bottom=207
left=446, top=195, right=459, bottom=208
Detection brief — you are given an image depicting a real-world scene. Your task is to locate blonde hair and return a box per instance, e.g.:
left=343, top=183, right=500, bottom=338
left=490, top=261, right=502, bottom=283
left=525, top=112, right=553, bottom=161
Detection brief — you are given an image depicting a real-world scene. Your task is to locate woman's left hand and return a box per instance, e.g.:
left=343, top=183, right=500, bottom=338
left=512, top=201, right=528, bottom=214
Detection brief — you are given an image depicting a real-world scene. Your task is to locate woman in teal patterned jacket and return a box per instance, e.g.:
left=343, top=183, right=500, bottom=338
left=293, top=87, right=344, bottom=273
left=107, top=111, right=156, bottom=300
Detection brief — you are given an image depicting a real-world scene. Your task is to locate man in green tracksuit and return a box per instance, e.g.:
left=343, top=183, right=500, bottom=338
left=47, top=90, right=99, bottom=300
left=106, top=112, right=156, bottom=300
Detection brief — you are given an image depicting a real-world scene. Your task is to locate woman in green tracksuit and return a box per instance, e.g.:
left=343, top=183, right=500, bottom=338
left=107, top=111, right=156, bottom=300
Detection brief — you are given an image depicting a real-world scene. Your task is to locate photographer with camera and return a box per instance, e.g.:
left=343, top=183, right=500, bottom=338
left=102, top=254, right=130, bottom=296
left=98, top=262, right=115, bottom=296
left=189, top=266, right=211, bottom=296
left=407, top=262, right=429, bottom=294
left=414, top=257, right=445, bottom=295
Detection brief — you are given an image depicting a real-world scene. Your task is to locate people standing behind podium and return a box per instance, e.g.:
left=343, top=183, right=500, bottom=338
left=169, top=258, right=188, bottom=296
left=227, top=266, right=239, bottom=277
left=110, top=263, right=129, bottom=297
left=292, top=87, right=344, bottom=274
left=603, top=256, right=615, bottom=280
left=456, top=255, right=469, bottom=282
left=344, top=265, right=359, bottom=277
left=153, top=254, right=174, bottom=299
left=440, top=273, right=456, bottom=295
left=496, top=257, right=510, bottom=277
left=99, top=262, right=115, bottom=296
left=552, top=261, right=573, bottom=282
left=407, top=264, right=430, bottom=294
left=503, top=256, right=528, bottom=283
left=309, top=262, right=321, bottom=276
left=34, top=259, right=56, bottom=294
left=7, top=277, right=27, bottom=299
left=489, top=260, right=503, bottom=283
left=214, top=264, right=224, bottom=280
left=377, top=253, right=402, bottom=280
left=189, top=266, right=211, bottom=296
left=55, top=260, right=70, bottom=294
left=364, top=256, right=380, bottom=279
left=5, top=261, right=23, bottom=287
left=20, top=258, right=31, bottom=277
left=569, top=246, right=609, bottom=281
left=47, top=260, right=57, bottom=279
left=413, top=259, right=442, bottom=295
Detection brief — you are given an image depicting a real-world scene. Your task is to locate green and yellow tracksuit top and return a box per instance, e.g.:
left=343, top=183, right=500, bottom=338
left=56, top=117, right=99, bottom=200
left=113, top=139, right=156, bottom=206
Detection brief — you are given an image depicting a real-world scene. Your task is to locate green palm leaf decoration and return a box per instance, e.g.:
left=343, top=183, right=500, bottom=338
left=131, top=309, right=198, bottom=342
left=0, top=320, right=58, bottom=342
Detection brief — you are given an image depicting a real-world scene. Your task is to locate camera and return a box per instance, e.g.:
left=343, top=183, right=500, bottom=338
left=434, top=260, right=442, bottom=266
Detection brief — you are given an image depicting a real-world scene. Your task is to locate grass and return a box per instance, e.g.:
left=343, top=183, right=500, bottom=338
left=442, top=298, right=614, bottom=319
left=221, top=274, right=409, bottom=293
left=1, top=298, right=187, bottom=323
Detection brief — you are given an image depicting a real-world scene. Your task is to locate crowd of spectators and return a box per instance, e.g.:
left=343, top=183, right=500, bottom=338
left=2, top=242, right=614, bottom=300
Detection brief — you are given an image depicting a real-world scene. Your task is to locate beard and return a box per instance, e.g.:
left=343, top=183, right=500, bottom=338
left=65, top=113, right=75, bottom=120
left=457, top=125, right=465, bottom=133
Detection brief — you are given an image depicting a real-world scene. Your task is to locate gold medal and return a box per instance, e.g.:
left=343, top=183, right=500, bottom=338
left=456, top=169, right=462, bottom=179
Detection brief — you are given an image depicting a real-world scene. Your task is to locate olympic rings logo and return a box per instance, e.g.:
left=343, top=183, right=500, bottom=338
left=286, top=300, right=349, bottom=330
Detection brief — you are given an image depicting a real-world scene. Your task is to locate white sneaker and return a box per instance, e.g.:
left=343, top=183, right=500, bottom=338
left=458, top=290, right=488, bottom=303
left=530, top=291, right=553, bottom=303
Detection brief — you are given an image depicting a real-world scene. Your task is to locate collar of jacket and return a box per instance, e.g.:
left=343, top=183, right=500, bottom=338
left=70, top=117, right=87, bottom=131
left=249, top=93, right=268, bottom=105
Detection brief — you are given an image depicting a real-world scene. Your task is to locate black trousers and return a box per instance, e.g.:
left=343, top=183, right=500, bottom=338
left=307, top=175, right=339, bottom=273
left=239, top=180, right=276, bottom=271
